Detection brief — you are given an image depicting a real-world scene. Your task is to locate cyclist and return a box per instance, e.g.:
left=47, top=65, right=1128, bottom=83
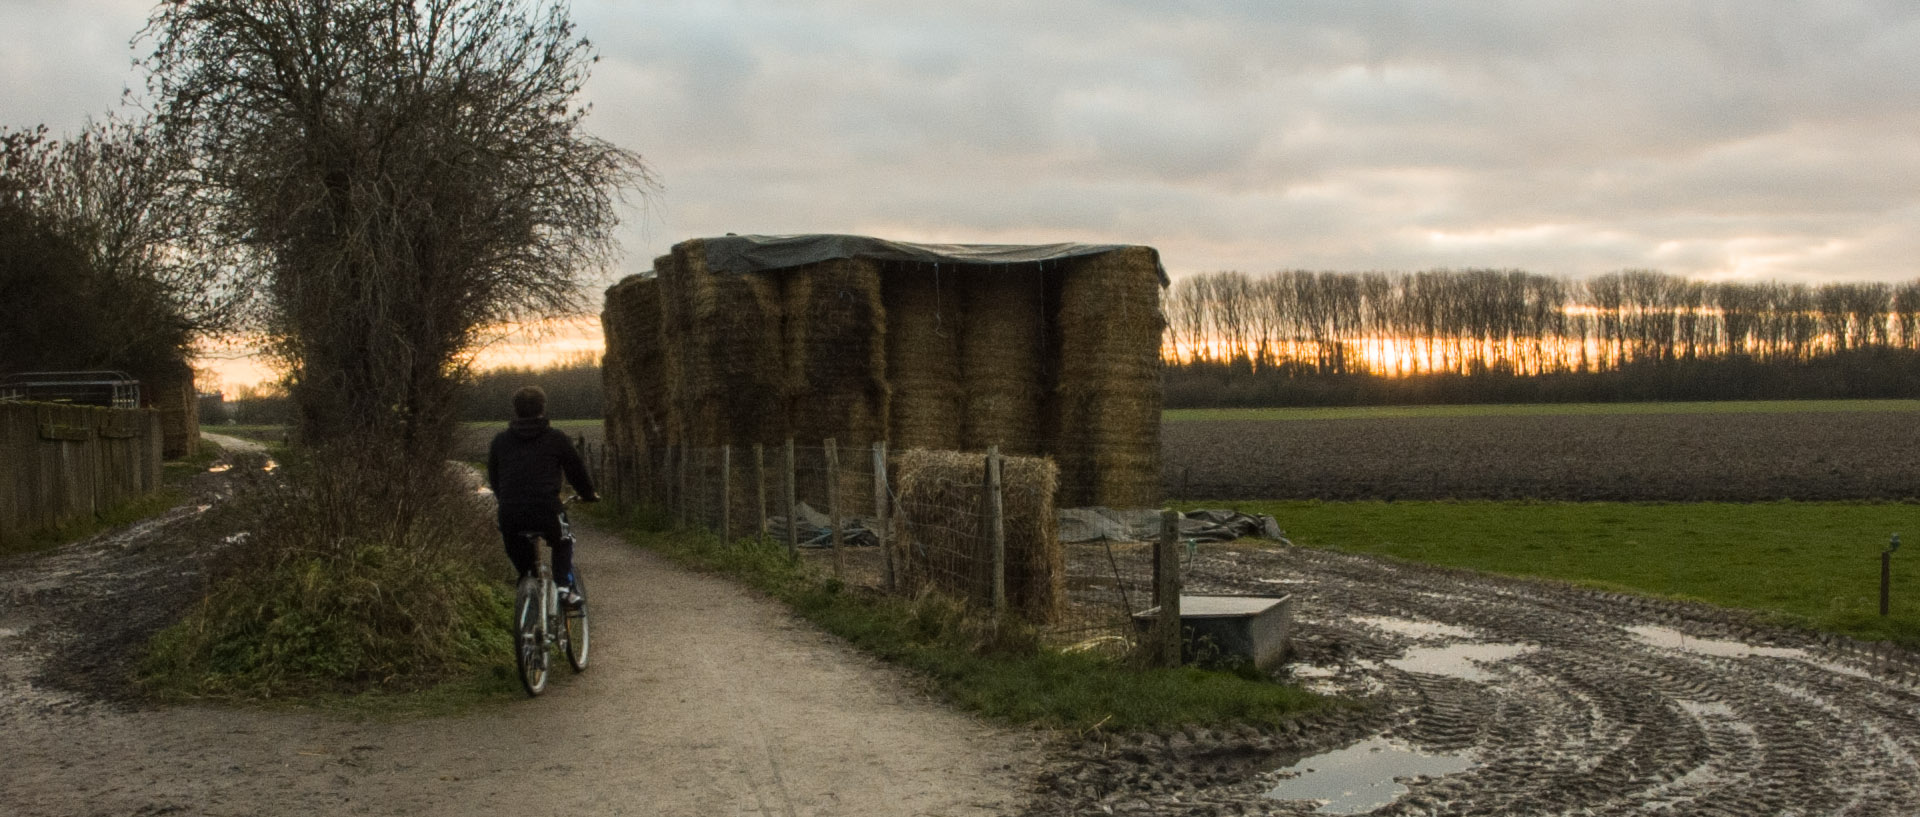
left=488, top=386, right=598, bottom=605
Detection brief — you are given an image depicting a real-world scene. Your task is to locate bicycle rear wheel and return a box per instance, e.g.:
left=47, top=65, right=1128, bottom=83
left=513, top=577, right=549, bottom=696
left=563, top=572, right=589, bottom=672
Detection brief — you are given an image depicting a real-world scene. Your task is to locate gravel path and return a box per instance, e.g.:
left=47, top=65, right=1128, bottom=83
left=0, top=450, right=1037, bottom=817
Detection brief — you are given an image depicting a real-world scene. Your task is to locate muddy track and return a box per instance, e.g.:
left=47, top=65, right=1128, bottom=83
left=1033, top=544, right=1920, bottom=815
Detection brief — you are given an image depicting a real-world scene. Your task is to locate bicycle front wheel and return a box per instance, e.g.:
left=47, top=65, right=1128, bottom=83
left=513, top=578, right=549, bottom=696
left=563, top=572, right=589, bottom=672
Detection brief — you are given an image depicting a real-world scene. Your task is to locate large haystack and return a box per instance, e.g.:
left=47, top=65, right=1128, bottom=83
left=959, top=264, right=1050, bottom=456
left=883, top=262, right=965, bottom=451
left=892, top=449, right=1062, bottom=622
left=1054, top=247, right=1165, bottom=508
left=783, top=256, right=888, bottom=508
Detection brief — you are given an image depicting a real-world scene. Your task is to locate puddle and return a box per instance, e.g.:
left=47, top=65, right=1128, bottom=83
left=1268, top=737, right=1473, bottom=814
left=263, top=458, right=279, bottom=472
left=1387, top=642, right=1534, bottom=682
left=1676, top=700, right=1737, bottom=718
left=1352, top=616, right=1479, bottom=641
left=1629, top=626, right=1806, bottom=660
left=207, top=463, right=232, bottom=473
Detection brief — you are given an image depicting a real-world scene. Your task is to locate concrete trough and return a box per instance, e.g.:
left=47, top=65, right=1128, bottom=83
left=1132, top=594, right=1293, bottom=670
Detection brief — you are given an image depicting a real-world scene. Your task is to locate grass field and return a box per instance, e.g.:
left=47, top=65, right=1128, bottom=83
left=1200, top=499, right=1920, bottom=646
left=1164, top=398, right=1920, bottom=422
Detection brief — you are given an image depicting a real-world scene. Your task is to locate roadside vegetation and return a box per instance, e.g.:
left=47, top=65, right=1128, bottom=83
left=1214, top=499, right=1920, bottom=647
left=589, top=504, right=1335, bottom=731
left=140, top=451, right=513, bottom=699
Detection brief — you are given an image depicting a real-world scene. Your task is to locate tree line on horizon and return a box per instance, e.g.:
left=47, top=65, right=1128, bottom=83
left=1166, top=268, right=1920, bottom=407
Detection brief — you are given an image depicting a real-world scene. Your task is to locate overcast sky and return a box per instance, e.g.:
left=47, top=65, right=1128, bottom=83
left=6, top=1, right=1920, bottom=383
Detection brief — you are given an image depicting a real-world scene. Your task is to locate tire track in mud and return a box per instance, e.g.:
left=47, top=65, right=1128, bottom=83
left=1034, top=544, right=1920, bottom=816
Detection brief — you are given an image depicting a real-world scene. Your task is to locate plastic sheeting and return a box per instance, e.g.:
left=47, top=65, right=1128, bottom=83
left=696, top=234, right=1169, bottom=284
left=1056, top=507, right=1289, bottom=545
left=773, top=504, right=1286, bottom=548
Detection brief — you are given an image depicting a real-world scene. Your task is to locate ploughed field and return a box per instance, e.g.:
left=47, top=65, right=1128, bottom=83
left=1162, top=406, right=1920, bottom=502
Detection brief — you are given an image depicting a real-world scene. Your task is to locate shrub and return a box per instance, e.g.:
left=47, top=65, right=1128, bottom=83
left=141, top=449, right=512, bottom=698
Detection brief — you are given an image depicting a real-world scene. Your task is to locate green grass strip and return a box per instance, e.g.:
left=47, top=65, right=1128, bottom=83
left=1205, top=499, right=1920, bottom=646
left=589, top=507, right=1336, bottom=731
left=1164, top=399, right=1920, bottom=423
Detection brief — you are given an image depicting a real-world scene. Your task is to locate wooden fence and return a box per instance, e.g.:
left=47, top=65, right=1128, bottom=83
left=0, top=401, right=164, bottom=549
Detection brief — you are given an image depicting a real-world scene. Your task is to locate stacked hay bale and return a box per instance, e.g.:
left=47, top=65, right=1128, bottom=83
left=601, top=274, right=665, bottom=503
left=883, top=262, right=965, bottom=451
left=959, top=264, right=1050, bottom=456
left=1054, top=247, right=1165, bottom=508
left=892, top=449, right=1062, bottom=622
left=782, top=256, right=889, bottom=511
left=149, top=363, right=197, bottom=460
left=669, top=241, right=786, bottom=532
left=668, top=240, right=787, bottom=448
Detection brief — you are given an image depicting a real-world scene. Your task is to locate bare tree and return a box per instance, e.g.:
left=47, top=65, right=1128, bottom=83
left=142, top=0, right=654, bottom=458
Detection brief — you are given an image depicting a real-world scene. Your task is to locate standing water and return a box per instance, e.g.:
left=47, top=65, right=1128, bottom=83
left=1267, top=737, right=1473, bottom=814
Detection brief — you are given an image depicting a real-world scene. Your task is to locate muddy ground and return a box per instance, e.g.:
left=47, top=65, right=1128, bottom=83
left=1016, top=540, right=1920, bottom=815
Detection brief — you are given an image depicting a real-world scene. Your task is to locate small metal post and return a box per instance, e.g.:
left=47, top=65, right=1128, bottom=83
left=987, top=446, right=1006, bottom=614
left=784, top=438, right=798, bottom=561
left=1883, top=533, right=1901, bottom=617
left=826, top=438, right=842, bottom=578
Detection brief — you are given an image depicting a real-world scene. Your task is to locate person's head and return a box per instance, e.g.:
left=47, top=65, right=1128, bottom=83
left=512, top=386, right=547, bottom=419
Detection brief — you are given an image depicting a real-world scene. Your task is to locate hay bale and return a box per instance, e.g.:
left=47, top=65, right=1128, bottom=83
left=1054, top=248, right=1165, bottom=508
left=651, top=253, right=690, bottom=449
left=602, top=274, right=667, bottom=501
left=892, top=448, right=1062, bottom=622
left=883, top=262, right=965, bottom=451
left=673, top=240, right=787, bottom=449
left=959, top=264, right=1050, bottom=456
left=782, top=256, right=888, bottom=508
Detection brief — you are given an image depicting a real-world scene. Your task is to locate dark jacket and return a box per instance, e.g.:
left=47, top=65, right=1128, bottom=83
left=487, top=417, right=596, bottom=510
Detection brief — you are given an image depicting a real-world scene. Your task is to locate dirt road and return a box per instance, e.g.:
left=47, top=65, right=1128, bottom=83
left=0, top=459, right=1037, bottom=816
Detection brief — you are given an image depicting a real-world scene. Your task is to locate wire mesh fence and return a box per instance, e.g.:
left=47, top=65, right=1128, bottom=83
left=592, top=436, right=1181, bottom=650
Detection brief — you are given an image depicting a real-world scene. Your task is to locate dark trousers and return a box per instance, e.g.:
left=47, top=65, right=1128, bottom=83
left=498, top=502, right=574, bottom=586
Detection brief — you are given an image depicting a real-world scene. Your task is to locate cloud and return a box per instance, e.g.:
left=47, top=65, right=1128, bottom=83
left=9, top=0, right=1920, bottom=296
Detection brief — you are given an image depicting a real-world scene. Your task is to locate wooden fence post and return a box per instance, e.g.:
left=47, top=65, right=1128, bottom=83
left=825, top=438, right=842, bottom=578
left=986, top=446, right=1006, bottom=614
left=721, top=444, right=732, bottom=543
left=784, top=438, right=798, bottom=561
left=755, top=443, right=768, bottom=540
left=1152, top=508, right=1183, bottom=668
left=675, top=444, right=688, bottom=529
left=873, top=441, right=892, bottom=592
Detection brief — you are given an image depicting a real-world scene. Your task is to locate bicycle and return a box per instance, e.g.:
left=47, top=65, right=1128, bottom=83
left=512, top=496, right=590, bottom=696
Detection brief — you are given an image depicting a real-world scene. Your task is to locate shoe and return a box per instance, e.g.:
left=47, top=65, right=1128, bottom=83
left=560, top=585, right=585, bottom=609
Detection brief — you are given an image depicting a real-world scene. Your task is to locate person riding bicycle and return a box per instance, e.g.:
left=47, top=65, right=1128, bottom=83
left=488, top=386, right=598, bottom=605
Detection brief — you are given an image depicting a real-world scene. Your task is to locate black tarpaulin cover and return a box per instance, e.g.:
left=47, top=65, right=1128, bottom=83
left=694, top=233, right=1168, bottom=284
